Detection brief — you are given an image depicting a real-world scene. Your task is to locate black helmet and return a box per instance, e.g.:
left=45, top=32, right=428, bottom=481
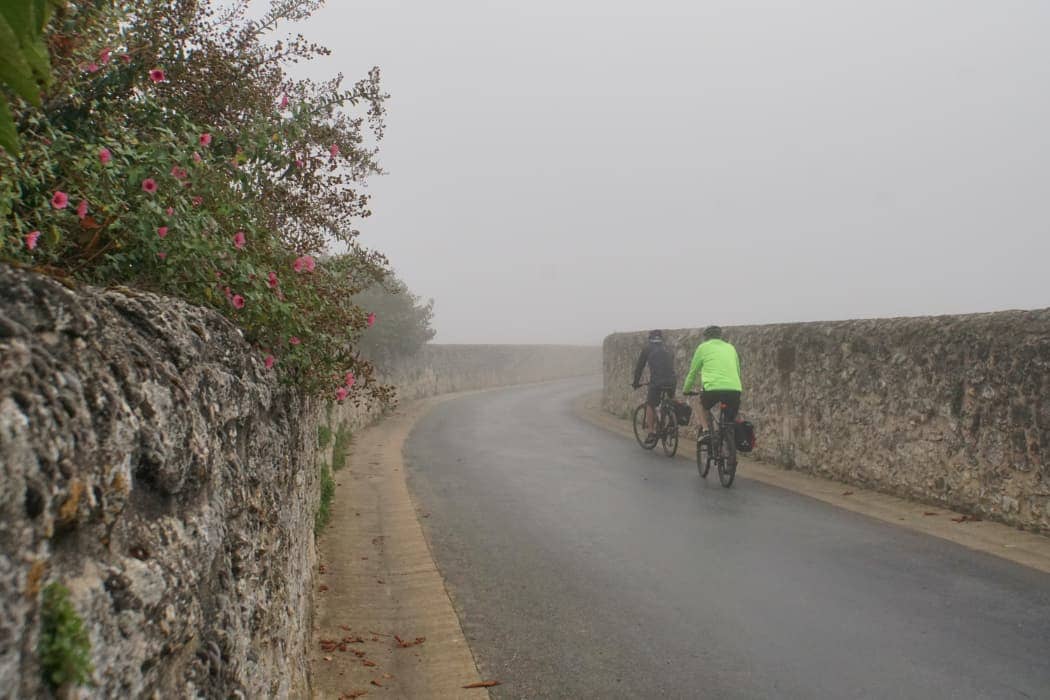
left=648, top=329, right=664, bottom=342
left=703, top=325, right=722, bottom=340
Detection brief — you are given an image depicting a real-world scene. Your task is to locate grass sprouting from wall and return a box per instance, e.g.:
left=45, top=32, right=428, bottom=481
left=315, top=462, right=336, bottom=535
left=331, top=423, right=353, bottom=472
left=318, top=424, right=333, bottom=450
left=39, top=582, right=93, bottom=691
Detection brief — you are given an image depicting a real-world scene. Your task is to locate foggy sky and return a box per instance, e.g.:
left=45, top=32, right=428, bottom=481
left=278, top=0, right=1050, bottom=345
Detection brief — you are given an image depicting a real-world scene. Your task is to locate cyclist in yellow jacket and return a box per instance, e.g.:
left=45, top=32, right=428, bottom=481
left=682, top=326, right=742, bottom=456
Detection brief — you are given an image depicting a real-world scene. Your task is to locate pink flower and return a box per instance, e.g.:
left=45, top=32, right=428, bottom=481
left=157, top=226, right=168, bottom=238
left=193, top=151, right=202, bottom=163
left=267, top=271, right=279, bottom=289
left=345, top=372, right=355, bottom=387
left=149, top=68, right=165, bottom=83
left=223, top=286, right=232, bottom=300
left=289, top=336, right=301, bottom=346
left=100, top=48, right=112, bottom=65
left=157, top=251, right=167, bottom=260
left=166, top=207, right=174, bottom=216
left=171, top=165, right=188, bottom=180
left=305, top=255, right=316, bottom=272
left=142, top=178, right=158, bottom=194
left=51, top=191, right=69, bottom=209
left=98, top=147, right=112, bottom=164
left=76, top=200, right=88, bottom=219
left=232, top=294, right=245, bottom=309
left=280, top=93, right=289, bottom=109
left=330, top=143, right=339, bottom=158
left=199, top=133, right=212, bottom=146
left=120, top=53, right=131, bottom=64
left=293, top=257, right=305, bottom=273
left=192, top=196, right=203, bottom=206
left=215, top=271, right=222, bottom=279
left=336, top=387, right=348, bottom=402
left=85, top=63, right=99, bottom=73
left=25, top=231, right=41, bottom=250
left=264, top=354, right=275, bottom=369
left=233, top=231, right=246, bottom=249
left=367, top=312, right=376, bottom=327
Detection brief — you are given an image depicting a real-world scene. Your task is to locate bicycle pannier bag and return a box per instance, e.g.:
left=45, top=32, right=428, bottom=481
left=735, top=420, right=756, bottom=452
left=674, top=401, right=693, bottom=426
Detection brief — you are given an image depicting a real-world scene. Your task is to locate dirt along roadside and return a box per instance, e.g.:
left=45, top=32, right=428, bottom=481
left=575, top=390, right=1050, bottom=575
left=310, top=395, right=494, bottom=699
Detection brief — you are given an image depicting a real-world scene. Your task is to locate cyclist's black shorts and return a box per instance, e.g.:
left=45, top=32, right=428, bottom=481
left=701, top=390, right=741, bottom=421
left=647, top=384, right=675, bottom=407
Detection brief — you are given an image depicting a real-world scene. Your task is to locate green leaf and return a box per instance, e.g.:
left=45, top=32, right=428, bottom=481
left=0, top=14, right=40, bottom=105
left=20, top=35, right=50, bottom=85
left=0, top=97, right=18, bottom=154
left=0, top=0, right=34, bottom=38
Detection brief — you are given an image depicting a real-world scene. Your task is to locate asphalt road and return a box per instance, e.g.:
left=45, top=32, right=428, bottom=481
left=404, top=378, right=1050, bottom=699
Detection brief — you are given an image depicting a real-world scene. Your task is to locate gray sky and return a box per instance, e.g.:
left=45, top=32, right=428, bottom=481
left=280, top=0, right=1049, bottom=345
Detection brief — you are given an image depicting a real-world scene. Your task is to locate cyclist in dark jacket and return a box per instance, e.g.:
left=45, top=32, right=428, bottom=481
left=632, top=330, right=677, bottom=442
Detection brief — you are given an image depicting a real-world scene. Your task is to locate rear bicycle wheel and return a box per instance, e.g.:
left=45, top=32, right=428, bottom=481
left=697, top=435, right=711, bottom=477
left=661, top=405, right=679, bottom=457
left=633, top=404, right=656, bottom=450
left=718, top=424, right=737, bottom=487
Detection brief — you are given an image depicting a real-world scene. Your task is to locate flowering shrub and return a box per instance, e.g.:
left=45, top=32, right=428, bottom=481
left=1, top=0, right=397, bottom=400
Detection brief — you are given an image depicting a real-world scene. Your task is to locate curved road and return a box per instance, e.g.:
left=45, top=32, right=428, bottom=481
left=405, top=378, right=1050, bottom=699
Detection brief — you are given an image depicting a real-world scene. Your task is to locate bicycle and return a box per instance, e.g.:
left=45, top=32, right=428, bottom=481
left=631, top=383, right=679, bottom=457
left=686, top=393, right=737, bottom=487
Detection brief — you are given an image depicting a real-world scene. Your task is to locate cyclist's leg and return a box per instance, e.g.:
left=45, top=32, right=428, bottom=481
left=698, top=391, right=717, bottom=440
left=645, top=385, right=661, bottom=435
left=721, top=391, right=742, bottom=464
left=658, top=386, right=674, bottom=430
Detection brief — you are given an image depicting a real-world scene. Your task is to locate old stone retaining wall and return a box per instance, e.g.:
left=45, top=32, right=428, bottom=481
left=603, top=311, right=1050, bottom=533
left=0, top=265, right=598, bottom=697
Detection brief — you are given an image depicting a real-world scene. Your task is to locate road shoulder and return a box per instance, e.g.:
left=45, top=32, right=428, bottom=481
left=311, top=395, right=493, bottom=699
left=574, top=390, right=1050, bottom=575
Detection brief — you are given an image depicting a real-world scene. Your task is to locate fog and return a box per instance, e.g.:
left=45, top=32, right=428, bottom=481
left=278, top=0, right=1050, bottom=344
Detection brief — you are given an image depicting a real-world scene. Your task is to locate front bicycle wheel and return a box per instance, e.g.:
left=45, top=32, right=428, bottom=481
left=718, top=424, right=737, bottom=487
left=661, top=407, right=679, bottom=457
left=633, top=404, right=656, bottom=450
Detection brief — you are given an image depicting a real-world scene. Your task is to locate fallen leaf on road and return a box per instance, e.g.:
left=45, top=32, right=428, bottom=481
left=923, top=512, right=938, bottom=516
left=353, top=650, right=366, bottom=658
left=394, top=635, right=426, bottom=648
left=370, top=680, right=384, bottom=687
left=951, top=514, right=982, bottom=523
left=377, top=579, right=385, bottom=584
left=339, top=692, right=367, bottom=699
left=841, top=491, right=854, bottom=496
left=319, top=585, right=329, bottom=592
left=340, top=625, right=352, bottom=631
left=323, top=656, right=332, bottom=662
left=319, top=564, right=327, bottom=574
left=362, top=659, right=377, bottom=667
left=463, top=681, right=501, bottom=688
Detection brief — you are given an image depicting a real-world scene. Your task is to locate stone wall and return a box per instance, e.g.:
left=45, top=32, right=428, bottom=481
left=0, top=266, right=322, bottom=698
left=603, top=311, right=1050, bottom=533
left=0, top=265, right=599, bottom=697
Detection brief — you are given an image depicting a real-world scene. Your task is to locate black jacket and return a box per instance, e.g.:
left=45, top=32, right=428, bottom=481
left=633, top=341, right=676, bottom=387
